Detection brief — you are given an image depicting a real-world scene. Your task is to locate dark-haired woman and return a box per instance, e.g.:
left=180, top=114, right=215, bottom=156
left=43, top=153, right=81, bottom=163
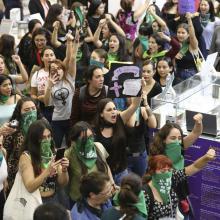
left=101, top=173, right=147, bottom=220
left=94, top=97, right=141, bottom=185
left=143, top=152, right=215, bottom=220
left=198, top=0, right=220, bottom=51
left=28, top=0, right=51, bottom=20
left=70, top=65, right=107, bottom=127
left=65, top=121, right=114, bottom=208
left=3, top=97, right=43, bottom=191
left=18, top=19, right=42, bottom=68
left=0, top=75, right=21, bottom=126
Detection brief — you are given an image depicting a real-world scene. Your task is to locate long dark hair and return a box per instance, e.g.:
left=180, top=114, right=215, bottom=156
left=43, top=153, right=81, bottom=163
left=0, top=34, right=15, bottom=58
left=87, top=0, right=103, bottom=17
left=21, top=119, right=55, bottom=176
left=70, top=121, right=108, bottom=175
left=95, top=98, right=127, bottom=172
left=198, top=0, right=215, bottom=22
left=119, top=173, right=142, bottom=220
left=10, top=96, right=43, bottom=125
left=150, top=122, right=184, bottom=156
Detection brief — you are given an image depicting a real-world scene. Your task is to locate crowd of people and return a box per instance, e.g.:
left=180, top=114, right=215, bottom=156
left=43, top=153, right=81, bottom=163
left=0, top=0, right=219, bottom=219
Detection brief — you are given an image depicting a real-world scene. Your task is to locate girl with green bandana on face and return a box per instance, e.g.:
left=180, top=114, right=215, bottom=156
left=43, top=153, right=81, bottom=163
left=3, top=97, right=43, bottom=192
left=101, top=173, right=147, bottom=220
left=16, top=119, right=69, bottom=205
left=65, top=121, right=115, bottom=208
left=0, top=74, right=21, bottom=126
left=143, top=151, right=216, bottom=220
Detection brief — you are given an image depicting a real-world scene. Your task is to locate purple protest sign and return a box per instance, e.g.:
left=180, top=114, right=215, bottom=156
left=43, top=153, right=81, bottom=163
left=178, top=0, right=196, bottom=14
left=184, top=138, right=220, bottom=220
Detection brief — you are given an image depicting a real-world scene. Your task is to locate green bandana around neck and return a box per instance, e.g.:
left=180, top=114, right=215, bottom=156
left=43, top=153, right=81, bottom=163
left=40, top=139, right=53, bottom=169
left=179, top=40, right=189, bottom=57
left=200, top=13, right=210, bottom=27
left=165, top=140, right=184, bottom=170
left=145, top=14, right=155, bottom=24
left=139, top=35, right=149, bottom=52
left=75, top=136, right=97, bottom=169
left=152, top=171, right=172, bottom=204
left=113, top=190, right=148, bottom=217
left=107, top=52, right=118, bottom=62
left=76, top=49, right=83, bottom=62
left=143, top=50, right=167, bottom=62
left=0, top=95, right=10, bottom=104
left=20, top=110, right=37, bottom=136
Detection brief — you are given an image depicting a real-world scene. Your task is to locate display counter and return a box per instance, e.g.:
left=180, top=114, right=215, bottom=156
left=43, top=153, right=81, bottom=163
left=151, top=72, right=220, bottom=219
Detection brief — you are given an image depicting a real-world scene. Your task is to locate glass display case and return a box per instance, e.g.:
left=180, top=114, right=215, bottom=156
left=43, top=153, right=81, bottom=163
left=151, top=71, right=220, bottom=132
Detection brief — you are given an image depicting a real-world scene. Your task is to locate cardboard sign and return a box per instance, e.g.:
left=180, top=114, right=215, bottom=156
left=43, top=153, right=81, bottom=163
left=106, top=62, right=141, bottom=98
left=178, top=0, right=196, bottom=14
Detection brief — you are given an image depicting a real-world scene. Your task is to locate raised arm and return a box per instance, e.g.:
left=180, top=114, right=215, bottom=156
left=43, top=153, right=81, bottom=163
left=185, top=148, right=215, bottom=176
left=183, top=113, right=203, bottom=149
left=120, top=96, right=141, bottom=124
left=12, top=55, right=28, bottom=84
left=133, top=0, right=150, bottom=22
left=186, top=12, right=198, bottom=50
left=148, top=7, right=167, bottom=30
left=51, top=21, right=62, bottom=48
left=93, top=19, right=106, bottom=48
left=105, top=14, right=126, bottom=37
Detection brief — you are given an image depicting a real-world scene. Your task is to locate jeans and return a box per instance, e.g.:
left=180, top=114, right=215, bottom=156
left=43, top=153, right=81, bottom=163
left=127, top=150, right=147, bottom=177
left=176, top=68, right=197, bottom=81
left=52, top=119, right=71, bottom=148
left=113, top=169, right=128, bottom=185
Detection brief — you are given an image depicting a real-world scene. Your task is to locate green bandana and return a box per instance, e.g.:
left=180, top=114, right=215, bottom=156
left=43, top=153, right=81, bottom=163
left=76, top=49, right=83, bottom=62
left=41, top=139, right=53, bottom=169
left=139, top=35, right=149, bottom=52
left=200, top=13, right=210, bottom=28
left=75, top=136, right=97, bottom=169
left=74, top=7, right=84, bottom=27
left=0, top=95, right=10, bottom=104
left=179, top=40, right=189, bottom=57
left=165, top=141, right=184, bottom=170
left=143, top=50, right=167, bottom=62
left=152, top=171, right=172, bottom=204
left=20, top=110, right=37, bottom=136
left=113, top=190, right=148, bottom=217
left=107, top=52, right=118, bottom=62
left=0, top=151, right=3, bottom=166
left=145, top=14, right=155, bottom=25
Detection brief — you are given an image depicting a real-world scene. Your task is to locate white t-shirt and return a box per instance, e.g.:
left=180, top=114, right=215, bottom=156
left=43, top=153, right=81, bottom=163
left=31, top=69, right=49, bottom=96
left=0, top=155, right=8, bottom=191
left=50, top=74, right=75, bottom=121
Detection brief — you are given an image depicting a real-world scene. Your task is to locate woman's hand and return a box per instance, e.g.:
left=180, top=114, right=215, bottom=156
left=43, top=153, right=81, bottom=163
left=193, top=113, right=203, bottom=125
left=53, top=21, right=60, bottom=30
left=48, top=72, right=59, bottom=88
left=60, top=157, right=69, bottom=172
left=0, top=123, right=16, bottom=136
left=206, top=148, right=216, bottom=161
left=45, top=158, right=61, bottom=177
left=12, top=55, right=22, bottom=65
left=99, top=19, right=106, bottom=28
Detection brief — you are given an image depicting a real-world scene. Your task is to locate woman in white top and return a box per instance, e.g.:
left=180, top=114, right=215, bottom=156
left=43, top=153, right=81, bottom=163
left=198, top=0, right=220, bottom=51
left=44, top=34, right=78, bottom=148
left=0, top=75, right=21, bottom=126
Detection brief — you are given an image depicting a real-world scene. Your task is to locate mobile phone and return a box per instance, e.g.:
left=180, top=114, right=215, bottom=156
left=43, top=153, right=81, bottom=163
left=55, top=147, right=65, bottom=161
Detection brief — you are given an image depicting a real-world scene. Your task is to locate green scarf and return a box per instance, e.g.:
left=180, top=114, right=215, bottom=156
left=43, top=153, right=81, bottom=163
left=165, top=141, right=184, bottom=170
left=0, top=151, right=3, bottom=166
left=113, top=190, right=148, bottom=218
left=200, top=13, right=210, bottom=28
left=20, top=110, right=37, bottom=136
left=107, top=52, right=118, bottom=62
left=152, top=171, right=172, bottom=204
left=75, top=136, right=97, bottom=169
left=143, top=50, right=167, bottom=62
left=179, top=40, right=189, bottom=57
left=139, top=35, right=149, bottom=52
left=74, top=7, right=84, bottom=27
left=76, top=49, right=83, bottom=62
left=145, top=13, right=155, bottom=25
left=0, top=95, right=10, bottom=104
left=40, top=139, right=53, bottom=169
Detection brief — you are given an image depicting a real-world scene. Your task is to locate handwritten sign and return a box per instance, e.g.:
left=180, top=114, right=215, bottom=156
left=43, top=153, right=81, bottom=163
left=106, top=62, right=141, bottom=98
left=178, top=0, right=196, bottom=14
